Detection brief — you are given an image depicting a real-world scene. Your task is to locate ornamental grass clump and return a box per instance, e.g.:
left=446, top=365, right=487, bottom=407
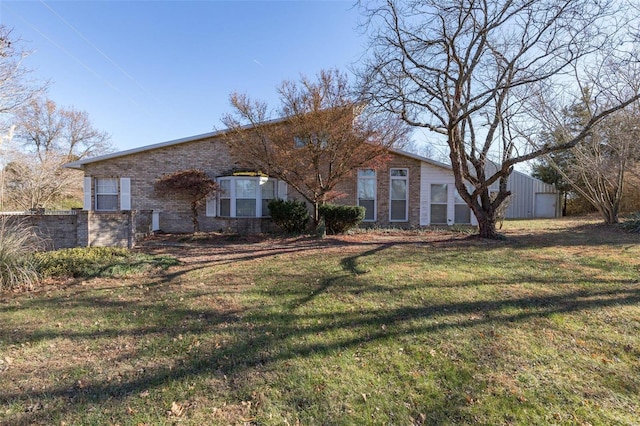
left=0, top=219, right=43, bottom=291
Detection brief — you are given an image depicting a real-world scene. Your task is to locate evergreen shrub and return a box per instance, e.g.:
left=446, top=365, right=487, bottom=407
left=319, top=204, right=365, bottom=234
left=268, top=199, right=310, bottom=234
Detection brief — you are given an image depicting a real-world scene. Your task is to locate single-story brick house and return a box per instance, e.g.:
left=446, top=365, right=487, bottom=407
left=65, top=128, right=560, bottom=236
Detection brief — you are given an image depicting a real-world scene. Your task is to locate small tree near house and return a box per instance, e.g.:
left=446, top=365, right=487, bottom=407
left=154, top=169, right=218, bottom=233
left=221, top=69, right=409, bottom=226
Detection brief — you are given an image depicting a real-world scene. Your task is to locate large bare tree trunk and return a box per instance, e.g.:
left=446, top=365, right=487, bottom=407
left=360, top=0, right=640, bottom=239
left=476, top=213, right=499, bottom=239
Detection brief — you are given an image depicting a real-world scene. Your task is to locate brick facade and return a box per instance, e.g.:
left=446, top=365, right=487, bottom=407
left=82, top=136, right=246, bottom=233
left=70, top=131, right=430, bottom=234
left=333, top=155, right=422, bottom=228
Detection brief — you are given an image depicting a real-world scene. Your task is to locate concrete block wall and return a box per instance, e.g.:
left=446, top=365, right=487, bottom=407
left=0, top=214, right=79, bottom=250
left=88, top=212, right=131, bottom=248
left=0, top=210, right=153, bottom=250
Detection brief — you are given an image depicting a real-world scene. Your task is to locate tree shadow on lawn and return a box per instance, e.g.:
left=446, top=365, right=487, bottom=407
left=135, top=220, right=637, bottom=299
left=501, top=221, right=639, bottom=249
left=2, top=265, right=640, bottom=424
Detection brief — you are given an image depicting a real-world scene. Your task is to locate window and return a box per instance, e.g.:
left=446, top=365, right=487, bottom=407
left=95, top=178, right=118, bottom=211
left=261, top=178, right=276, bottom=217
left=390, top=168, right=408, bottom=221
left=358, top=169, right=376, bottom=221
left=430, top=184, right=448, bottom=224
left=217, top=176, right=285, bottom=218
left=454, top=190, right=471, bottom=224
left=235, top=178, right=257, bottom=217
left=219, top=179, right=231, bottom=217
left=293, top=133, right=328, bottom=149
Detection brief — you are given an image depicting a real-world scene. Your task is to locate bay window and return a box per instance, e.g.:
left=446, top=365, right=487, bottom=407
left=219, top=180, right=231, bottom=217
left=261, top=179, right=276, bottom=217
left=235, top=178, right=257, bottom=217
left=217, top=176, right=286, bottom=218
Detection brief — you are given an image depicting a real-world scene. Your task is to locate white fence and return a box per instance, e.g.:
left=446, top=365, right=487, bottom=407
left=0, top=210, right=78, bottom=216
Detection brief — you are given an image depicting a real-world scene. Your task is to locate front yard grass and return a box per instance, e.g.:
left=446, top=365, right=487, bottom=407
left=1, top=217, right=639, bottom=425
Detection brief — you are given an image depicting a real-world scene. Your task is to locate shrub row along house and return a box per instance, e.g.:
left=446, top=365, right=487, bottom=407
left=64, top=125, right=559, bottom=244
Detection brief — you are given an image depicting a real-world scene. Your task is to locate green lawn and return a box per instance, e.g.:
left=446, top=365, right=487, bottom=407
left=1, top=217, right=639, bottom=425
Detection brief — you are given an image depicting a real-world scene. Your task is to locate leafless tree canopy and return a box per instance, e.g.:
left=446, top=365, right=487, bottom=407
left=2, top=98, right=112, bottom=210
left=222, top=69, right=409, bottom=223
left=360, top=0, right=640, bottom=237
left=3, top=150, right=82, bottom=211
left=14, top=97, right=112, bottom=162
left=546, top=99, right=640, bottom=224
left=0, top=26, right=41, bottom=127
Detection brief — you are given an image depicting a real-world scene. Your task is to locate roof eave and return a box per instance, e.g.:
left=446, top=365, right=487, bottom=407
left=63, top=129, right=228, bottom=170
left=388, top=146, right=452, bottom=170
left=62, top=115, right=290, bottom=170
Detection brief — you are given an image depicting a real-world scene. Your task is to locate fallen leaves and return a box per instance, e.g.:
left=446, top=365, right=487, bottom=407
left=169, top=401, right=184, bottom=417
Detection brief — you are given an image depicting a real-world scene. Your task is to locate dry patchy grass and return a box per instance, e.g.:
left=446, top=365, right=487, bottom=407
left=0, top=216, right=638, bottom=425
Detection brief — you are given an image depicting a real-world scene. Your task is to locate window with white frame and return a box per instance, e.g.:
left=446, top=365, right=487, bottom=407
left=235, top=178, right=257, bottom=217
left=454, top=190, right=471, bottom=224
left=95, top=178, right=118, bottom=211
left=261, top=179, right=276, bottom=217
left=430, top=184, right=448, bottom=224
left=390, top=168, right=408, bottom=221
left=358, top=169, right=376, bottom=221
left=217, top=176, right=284, bottom=218
left=219, top=179, right=231, bottom=217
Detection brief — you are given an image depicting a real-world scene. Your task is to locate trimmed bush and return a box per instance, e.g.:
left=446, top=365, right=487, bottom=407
left=35, top=247, right=179, bottom=279
left=267, top=199, right=310, bottom=234
left=620, top=212, right=640, bottom=233
left=0, top=219, right=43, bottom=292
left=319, top=204, right=365, bottom=234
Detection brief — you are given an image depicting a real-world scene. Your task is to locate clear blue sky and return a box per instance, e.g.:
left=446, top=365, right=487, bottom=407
left=0, top=1, right=370, bottom=152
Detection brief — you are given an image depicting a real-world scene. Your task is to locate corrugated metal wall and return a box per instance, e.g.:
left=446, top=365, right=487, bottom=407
left=496, top=170, right=559, bottom=219
left=417, top=158, right=561, bottom=222
left=484, top=164, right=560, bottom=219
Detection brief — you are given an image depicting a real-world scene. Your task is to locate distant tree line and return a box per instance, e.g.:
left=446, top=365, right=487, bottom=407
left=0, top=26, right=112, bottom=211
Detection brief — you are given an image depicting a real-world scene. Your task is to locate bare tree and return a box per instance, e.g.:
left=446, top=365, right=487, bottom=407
left=536, top=49, right=640, bottom=223
left=568, top=111, right=639, bottom=223
left=3, top=98, right=112, bottom=210
left=0, top=26, right=44, bottom=210
left=3, top=150, right=82, bottom=210
left=0, top=26, right=41, bottom=127
left=222, top=69, right=409, bottom=224
left=14, top=97, right=111, bottom=161
left=545, top=102, right=640, bottom=224
left=360, top=0, right=640, bottom=238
